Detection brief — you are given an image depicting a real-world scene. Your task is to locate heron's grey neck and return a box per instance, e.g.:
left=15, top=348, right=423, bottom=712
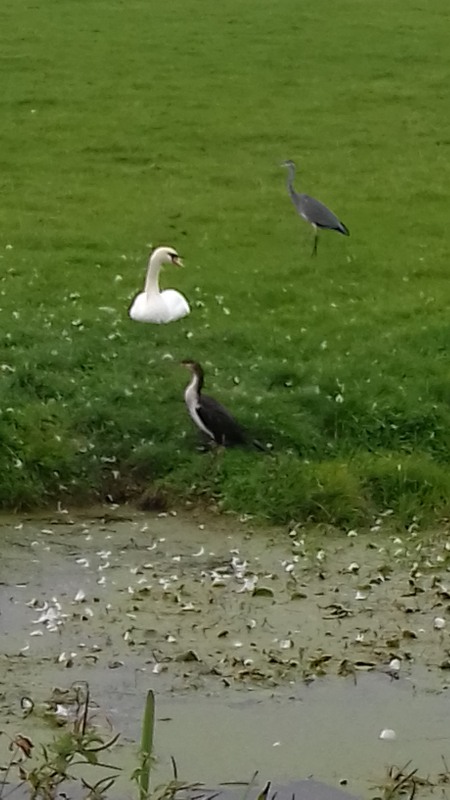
left=144, top=254, right=163, bottom=295
left=285, top=164, right=296, bottom=195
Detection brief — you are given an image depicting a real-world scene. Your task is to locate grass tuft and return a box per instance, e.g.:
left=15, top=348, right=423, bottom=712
left=138, top=690, right=155, bottom=800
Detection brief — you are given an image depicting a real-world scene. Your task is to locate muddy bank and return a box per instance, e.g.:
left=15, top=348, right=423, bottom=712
left=1, top=508, right=450, bottom=796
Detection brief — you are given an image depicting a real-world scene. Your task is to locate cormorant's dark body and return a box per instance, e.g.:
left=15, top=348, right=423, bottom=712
left=182, top=361, right=264, bottom=450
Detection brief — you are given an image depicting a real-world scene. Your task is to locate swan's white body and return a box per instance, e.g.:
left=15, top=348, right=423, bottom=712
left=129, top=246, right=190, bottom=324
left=130, top=288, right=190, bottom=324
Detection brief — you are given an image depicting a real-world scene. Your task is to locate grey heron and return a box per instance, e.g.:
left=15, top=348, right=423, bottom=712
left=128, top=246, right=190, bottom=324
left=281, top=160, right=349, bottom=256
left=181, top=360, right=265, bottom=450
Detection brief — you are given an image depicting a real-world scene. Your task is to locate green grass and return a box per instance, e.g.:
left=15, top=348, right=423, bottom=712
left=1, top=0, right=450, bottom=525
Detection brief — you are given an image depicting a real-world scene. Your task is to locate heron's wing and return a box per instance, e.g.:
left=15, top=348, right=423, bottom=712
left=300, top=194, right=349, bottom=235
left=198, top=395, right=247, bottom=446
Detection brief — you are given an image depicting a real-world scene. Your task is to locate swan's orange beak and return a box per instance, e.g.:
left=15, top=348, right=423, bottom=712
left=173, top=256, right=184, bottom=267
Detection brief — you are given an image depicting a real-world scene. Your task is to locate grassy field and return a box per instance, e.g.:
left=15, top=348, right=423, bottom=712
left=0, top=0, right=449, bottom=525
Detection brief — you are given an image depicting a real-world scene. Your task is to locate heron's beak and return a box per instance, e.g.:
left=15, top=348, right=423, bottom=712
left=173, top=256, right=184, bottom=267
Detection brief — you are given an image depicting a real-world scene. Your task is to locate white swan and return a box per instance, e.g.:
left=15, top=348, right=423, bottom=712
left=129, top=246, right=190, bottom=324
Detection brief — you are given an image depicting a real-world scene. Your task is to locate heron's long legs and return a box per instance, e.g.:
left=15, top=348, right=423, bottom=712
left=312, top=226, right=319, bottom=257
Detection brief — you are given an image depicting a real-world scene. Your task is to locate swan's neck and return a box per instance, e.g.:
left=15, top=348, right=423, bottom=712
left=144, top=254, right=163, bottom=295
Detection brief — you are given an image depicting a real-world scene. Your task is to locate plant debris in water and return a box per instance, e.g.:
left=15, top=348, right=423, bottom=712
left=2, top=513, right=450, bottom=688
left=2, top=511, right=450, bottom=797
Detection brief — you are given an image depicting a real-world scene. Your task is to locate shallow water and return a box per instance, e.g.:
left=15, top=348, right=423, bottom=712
left=1, top=508, right=450, bottom=797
